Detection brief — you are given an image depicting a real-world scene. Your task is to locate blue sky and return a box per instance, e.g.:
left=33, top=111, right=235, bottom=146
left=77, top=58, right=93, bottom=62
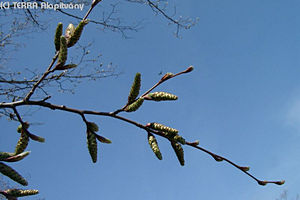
left=1, top=0, right=300, bottom=199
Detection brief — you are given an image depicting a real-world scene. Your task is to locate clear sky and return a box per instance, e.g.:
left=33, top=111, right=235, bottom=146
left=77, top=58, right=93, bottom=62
left=1, top=0, right=300, bottom=199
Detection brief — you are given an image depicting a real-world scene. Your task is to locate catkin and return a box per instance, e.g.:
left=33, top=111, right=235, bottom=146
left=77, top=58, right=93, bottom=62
left=67, top=20, right=89, bottom=47
left=58, top=36, right=68, bottom=66
left=148, top=122, right=178, bottom=135
left=125, top=98, right=144, bottom=112
left=0, top=162, right=28, bottom=186
left=54, top=22, right=63, bottom=51
left=4, top=189, right=39, bottom=197
left=87, top=130, right=97, bottom=163
left=15, top=132, right=29, bottom=155
left=148, top=134, right=162, bottom=160
left=171, top=142, right=184, bottom=166
left=146, top=92, right=178, bottom=101
left=128, top=73, right=141, bottom=104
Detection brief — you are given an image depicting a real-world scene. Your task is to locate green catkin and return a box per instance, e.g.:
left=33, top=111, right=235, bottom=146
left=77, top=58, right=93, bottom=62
left=4, top=189, right=39, bottom=197
left=148, top=122, right=178, bottom=134
left=15, top=131, right=29, bottom=155
left=125, top=98, right=144, bottom=112
left=67, top=20, right=89, bottom=47
left=146, top=92, right=178, bottom=101
left=148, top=134, right=162, bottom=160
left=54, top=22, right=63, bottom=51
left=171, top=142, right=184, bottom=166
left=0, top=162, right=28, bottom=186
left=58, top=36, right=68, bottom=65
left=128, top=73, right=141, bottom=104
left=87, top=130, right=97, bottom=163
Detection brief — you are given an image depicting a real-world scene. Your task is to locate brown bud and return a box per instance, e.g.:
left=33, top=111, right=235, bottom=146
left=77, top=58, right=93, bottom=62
left=275, top=180, right=285, bottom=185
left=240, top=166, right=250, bottom=172
left=258, top=180, right=267, bottom=186
left=183, top=65, right=194, bottom=73
left=213, top=155, right=223, bottom=162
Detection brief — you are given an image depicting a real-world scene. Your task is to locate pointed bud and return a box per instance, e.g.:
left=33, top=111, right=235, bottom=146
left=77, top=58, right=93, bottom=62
left=161, top=72, right=174, bottom=81
left=190, top=140, right=200, bottom=146
left=240, top=166, right=250, bottom=172
left=171, top=142, right=184, bottom=166
left=258, top=180, right=267, bottom=186
left=128, top=73, right=141, bottom=104
left=25, top=129, right=45, bottom=143
left=213, top=155, right=223, bottom=162
left=0, top=162, right=28, bottom=186
left=54, top=22, right=63, bottom=51
left=87, top=130, right=97, bottom=163
left=125, top=98, right=144, bottom=112
left=95, top=133, right=112, bottom=144
left=92, top=0, right=102, bottom=7
left=147, top=122, right=179, bottom=135
left=148, top=133, right=162, bottom=160
left=67, top=20, right=89, bottom=47
left=55, top=64, right=77, bottom=70
left=183, top=66, right=194, bottom=73
left=145, top=92, right=178, bottom=101
left=275, top=180, right=285, bottom=185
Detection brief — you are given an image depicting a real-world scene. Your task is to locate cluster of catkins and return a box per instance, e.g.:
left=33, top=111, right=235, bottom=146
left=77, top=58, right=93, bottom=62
left=0, top=122, right=44, bottom=198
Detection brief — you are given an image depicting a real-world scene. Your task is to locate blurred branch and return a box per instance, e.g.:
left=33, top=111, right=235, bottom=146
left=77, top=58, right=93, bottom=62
left=126, top=0, right=199, bottom=37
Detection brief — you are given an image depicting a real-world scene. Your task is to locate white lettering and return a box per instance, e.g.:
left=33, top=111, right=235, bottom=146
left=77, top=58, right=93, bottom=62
left=0, top=2, right=10, bottom=9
